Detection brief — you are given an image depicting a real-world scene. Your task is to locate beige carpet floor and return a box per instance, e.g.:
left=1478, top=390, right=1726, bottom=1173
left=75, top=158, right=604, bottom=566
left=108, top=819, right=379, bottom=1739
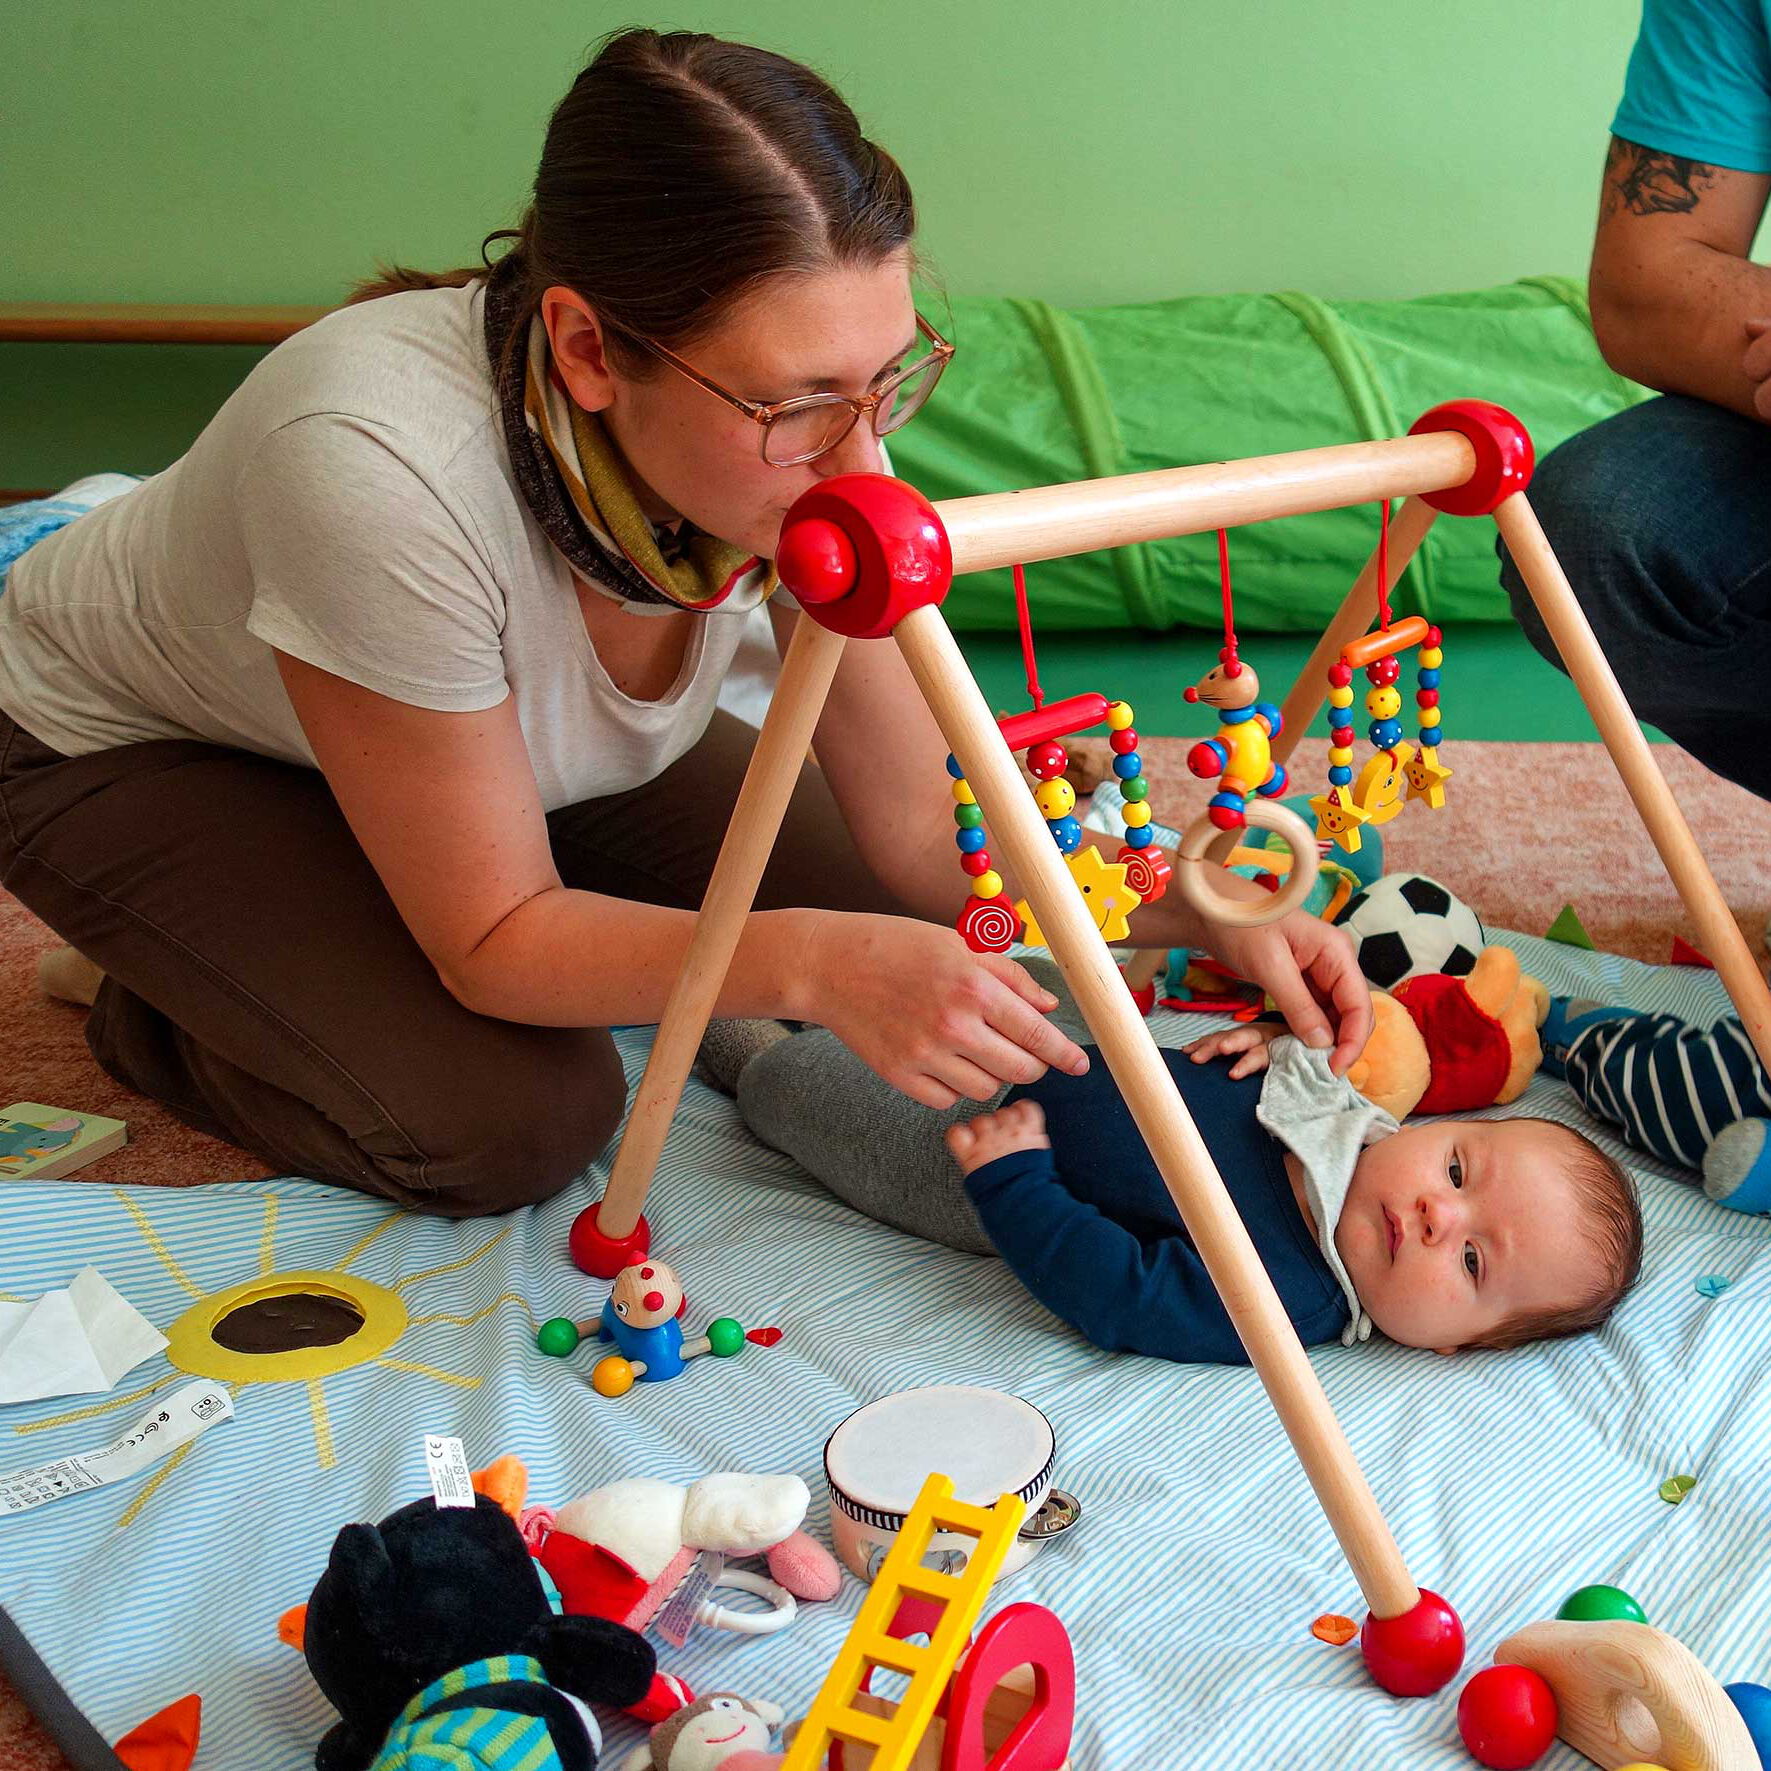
left=3, top=736, right=1770, bottom=1768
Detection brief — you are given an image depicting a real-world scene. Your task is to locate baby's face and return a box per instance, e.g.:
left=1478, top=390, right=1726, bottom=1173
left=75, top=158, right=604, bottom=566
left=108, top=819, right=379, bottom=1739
left=1334, top=1117, right=1603, bottom=1353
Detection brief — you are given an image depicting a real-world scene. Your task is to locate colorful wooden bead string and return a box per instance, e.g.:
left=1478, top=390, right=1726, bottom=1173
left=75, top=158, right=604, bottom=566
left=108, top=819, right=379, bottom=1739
left=947, top=564, right=1166, bottom=952
left=1311, top=500, right=1452, bottom=854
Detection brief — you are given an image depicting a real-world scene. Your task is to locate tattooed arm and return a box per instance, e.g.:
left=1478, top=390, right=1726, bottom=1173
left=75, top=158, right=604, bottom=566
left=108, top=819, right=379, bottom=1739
left=1588, top=136, right=1771, bottom=419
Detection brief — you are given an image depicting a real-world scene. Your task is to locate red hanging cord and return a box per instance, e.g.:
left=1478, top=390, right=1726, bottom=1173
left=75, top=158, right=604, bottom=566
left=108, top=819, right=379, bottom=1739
left=1012, top=562, right=1045, bottom=709
left=1375, top=497, right=1392, bottom=631
left=1216, top=528, right=1241, bottom=674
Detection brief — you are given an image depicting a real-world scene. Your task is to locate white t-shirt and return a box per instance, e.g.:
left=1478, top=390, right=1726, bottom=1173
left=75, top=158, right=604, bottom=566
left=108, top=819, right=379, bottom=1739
left=0, top=282, right=751, bottom=811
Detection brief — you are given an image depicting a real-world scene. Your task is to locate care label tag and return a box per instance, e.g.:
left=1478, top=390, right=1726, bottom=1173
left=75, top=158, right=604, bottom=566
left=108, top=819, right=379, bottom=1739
left=656, top=1548, right=725, bottom=1649
left=0, top=1380, right=233, bottom=1515
left=423, top=1434, right=475, bottom=1508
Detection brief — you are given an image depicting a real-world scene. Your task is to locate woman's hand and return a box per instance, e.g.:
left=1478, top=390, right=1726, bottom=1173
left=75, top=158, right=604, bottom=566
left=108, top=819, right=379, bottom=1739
left=803, top=914, right=1090, bottom=1109
left=1201, top=908, right=1373, bottom=1078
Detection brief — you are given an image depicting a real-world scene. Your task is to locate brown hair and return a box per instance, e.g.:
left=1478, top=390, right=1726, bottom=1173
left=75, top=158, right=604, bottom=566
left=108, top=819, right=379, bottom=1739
left=347, top=28, right=919, bottom=383
left=1474, top=1120, right=1643, bottom=1352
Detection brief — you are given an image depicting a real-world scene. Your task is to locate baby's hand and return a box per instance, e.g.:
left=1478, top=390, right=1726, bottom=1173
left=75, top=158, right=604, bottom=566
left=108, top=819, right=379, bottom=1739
left=1182, top=1022, right=1283, bottom=1079
left=945, top=1099, right=1051, bottom=1176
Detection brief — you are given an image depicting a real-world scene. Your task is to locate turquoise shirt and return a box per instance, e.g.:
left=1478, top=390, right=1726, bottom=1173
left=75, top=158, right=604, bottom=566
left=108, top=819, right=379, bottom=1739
left=1613, top=0, right=1771, bottom=172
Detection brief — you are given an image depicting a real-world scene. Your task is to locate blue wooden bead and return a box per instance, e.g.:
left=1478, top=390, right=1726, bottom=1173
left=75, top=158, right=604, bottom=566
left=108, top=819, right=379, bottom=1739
left=1123, top=824, right=1152, bottom=848
left=945, top=753, right=965, bottom=780
left=956, top=826, right=988, bottom=853
left=1368, top=717, right=1404, bottom=748
left=1417, top=667, right=1440, bottom=689
left=1049, top=815, right=1084, bottom=853
left=1329, top=765, right=1353, bottom=786
left=1112, top=752, right=1143, bottom=780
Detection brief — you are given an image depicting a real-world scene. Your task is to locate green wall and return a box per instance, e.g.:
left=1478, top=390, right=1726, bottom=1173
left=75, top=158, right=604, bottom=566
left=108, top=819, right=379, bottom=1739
left=4, top=0, right=1644, bottom=490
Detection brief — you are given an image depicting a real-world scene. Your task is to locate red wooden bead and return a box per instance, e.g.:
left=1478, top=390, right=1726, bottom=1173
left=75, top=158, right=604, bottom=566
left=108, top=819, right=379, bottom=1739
left=1456, top=1665, right=1558, bottom=1770
left=1331, top=725, right=1355, bottom=747
left=1426, top=625, right=1443, bottom=647
left=569, top=1203, right=651, bottom=1279
left=960, top=850, right=992, bottom=877
left=774, top=516, right=857, bottom=605
left=1328, top=662, right=1354, bottom=688
left=1360, top=1591, right=1465, bottom=1696
left=1408, top=401, right=1534, bottom=517
left=1027, top=741, right=1070, bottom=780
left=1108, top=728, right=1139, bottom=755
left=1417, top=689, right=1439, bottom=708
left=779, top=475, right=953, bottom=639
left=1367, top=655, right=1401, bottom=686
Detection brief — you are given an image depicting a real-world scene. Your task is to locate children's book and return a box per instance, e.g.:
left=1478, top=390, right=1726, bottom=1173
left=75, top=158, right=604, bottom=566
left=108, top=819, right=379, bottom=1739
left=0, top=1104, right=128, bottom=1180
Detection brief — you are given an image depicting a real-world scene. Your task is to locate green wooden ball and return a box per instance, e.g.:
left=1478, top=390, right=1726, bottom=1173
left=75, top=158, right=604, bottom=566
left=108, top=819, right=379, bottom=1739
left=536, top=1317, right=582, bottom=1358
left=1556, top=1584, right=1647, bottom=1625
left=706, top=1317, right=746, bottom=1357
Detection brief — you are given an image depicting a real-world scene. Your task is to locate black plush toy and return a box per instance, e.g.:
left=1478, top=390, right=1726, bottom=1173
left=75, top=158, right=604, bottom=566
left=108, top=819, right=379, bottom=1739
left=304, top=1491, right=656, bottom=1771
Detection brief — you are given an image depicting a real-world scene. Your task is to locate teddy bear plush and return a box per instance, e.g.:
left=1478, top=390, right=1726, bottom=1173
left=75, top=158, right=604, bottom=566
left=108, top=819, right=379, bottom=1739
left=1346, top=944, right=1549, bottom=1121
left=303, top=1492, right=657, bottom=1771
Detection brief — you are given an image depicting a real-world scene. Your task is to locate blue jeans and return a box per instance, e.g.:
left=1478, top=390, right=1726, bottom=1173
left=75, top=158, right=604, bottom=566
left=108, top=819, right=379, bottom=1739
left=1497, top=394, right=1771, bottom=800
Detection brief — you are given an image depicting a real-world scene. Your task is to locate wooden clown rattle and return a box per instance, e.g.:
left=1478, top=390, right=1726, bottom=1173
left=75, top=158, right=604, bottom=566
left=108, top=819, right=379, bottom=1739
left=1170, top=529, right=1319, bottom=928
left=537, top=1260, right=781, bottom=1398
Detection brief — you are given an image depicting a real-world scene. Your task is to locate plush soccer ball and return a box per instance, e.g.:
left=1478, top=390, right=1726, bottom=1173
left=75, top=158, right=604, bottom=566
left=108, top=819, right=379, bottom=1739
left=1335, top=873, right=1485, bottom=991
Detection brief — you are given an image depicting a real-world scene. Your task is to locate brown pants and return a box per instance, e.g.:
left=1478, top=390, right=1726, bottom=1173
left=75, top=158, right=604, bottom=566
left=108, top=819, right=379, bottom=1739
left=0, top=709, right=906, bottom=1216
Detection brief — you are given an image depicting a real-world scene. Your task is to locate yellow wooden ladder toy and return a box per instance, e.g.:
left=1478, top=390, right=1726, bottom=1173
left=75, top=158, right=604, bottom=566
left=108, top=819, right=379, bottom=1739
left=779, top=1473, right=1025, bottom=1771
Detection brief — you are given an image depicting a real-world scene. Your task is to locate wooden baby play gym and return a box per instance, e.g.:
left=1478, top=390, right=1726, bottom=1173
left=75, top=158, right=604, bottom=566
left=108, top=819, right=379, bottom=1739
left=563, top=400, right=1771, bottom=1771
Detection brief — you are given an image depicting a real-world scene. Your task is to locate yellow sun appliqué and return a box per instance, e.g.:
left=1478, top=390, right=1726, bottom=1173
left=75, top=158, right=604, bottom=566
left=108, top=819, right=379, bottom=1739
left=13, top=1193, right=532, bottom=1526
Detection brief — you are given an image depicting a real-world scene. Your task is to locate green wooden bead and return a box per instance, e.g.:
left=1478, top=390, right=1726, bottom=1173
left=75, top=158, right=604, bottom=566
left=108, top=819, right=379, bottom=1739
left=706, top=1317, right=746, bottom=1357
left=536, top=1317, right=581, bottom=1358
left=1556, top=1584, right=1647, bottom=1625
left=1121, top=775, right=1151, bottom=802
left=954, top=803, right=984, bottom=829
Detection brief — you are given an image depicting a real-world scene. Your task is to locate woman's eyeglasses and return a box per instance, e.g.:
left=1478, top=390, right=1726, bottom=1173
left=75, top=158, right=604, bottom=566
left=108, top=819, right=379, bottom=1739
left=617, top=312, right=954, bottom=467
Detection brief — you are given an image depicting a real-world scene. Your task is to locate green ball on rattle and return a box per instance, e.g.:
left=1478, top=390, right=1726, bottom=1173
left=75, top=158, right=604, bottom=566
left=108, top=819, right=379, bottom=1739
left=535, top=1317, right=586, bottom=1358
left=705, top=1317, right=746, bottom=1357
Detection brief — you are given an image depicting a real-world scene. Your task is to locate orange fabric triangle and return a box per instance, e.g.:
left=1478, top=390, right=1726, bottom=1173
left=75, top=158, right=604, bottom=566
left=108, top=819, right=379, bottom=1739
left=471, top=1453, right=529, bottom=1520
left=114, top=1693, right=201, bottom=1771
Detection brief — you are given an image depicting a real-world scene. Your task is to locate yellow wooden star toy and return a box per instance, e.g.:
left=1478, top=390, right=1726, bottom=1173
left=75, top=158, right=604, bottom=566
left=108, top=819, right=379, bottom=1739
left=1309, top=788, right=1373, bottom=853
left=1017, top=844, right=1143, bottom=946
left=1404, top=747, right=1452, bottom=809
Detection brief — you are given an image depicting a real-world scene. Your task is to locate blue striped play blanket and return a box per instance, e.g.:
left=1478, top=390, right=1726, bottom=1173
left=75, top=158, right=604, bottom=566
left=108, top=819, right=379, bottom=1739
left=1, top=927, right=1768, bottom=1768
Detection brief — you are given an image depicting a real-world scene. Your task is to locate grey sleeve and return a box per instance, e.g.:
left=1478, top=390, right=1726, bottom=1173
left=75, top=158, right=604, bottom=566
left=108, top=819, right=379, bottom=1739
left=237, top=414, right=511, bottom=712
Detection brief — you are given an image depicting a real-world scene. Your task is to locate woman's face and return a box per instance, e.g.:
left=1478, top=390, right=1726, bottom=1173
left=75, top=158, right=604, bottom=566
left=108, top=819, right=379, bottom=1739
left=543, top=251, right=919, bottom=561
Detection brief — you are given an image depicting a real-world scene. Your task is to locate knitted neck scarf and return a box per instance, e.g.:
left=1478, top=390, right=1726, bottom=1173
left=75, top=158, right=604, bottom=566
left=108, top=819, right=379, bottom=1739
left=484, top=256, right=777, bottom=615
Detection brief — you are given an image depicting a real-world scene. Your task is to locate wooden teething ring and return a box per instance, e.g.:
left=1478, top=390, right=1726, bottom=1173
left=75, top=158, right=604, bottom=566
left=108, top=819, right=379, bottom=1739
left=1176, top=800, right=1321, bottom=928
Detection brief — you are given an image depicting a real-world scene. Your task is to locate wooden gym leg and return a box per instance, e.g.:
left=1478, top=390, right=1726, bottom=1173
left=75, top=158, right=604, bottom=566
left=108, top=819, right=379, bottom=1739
left=1495, top=492, right=1771, bottom=1073
left=893, top=602, right=1420, bottom=1617
left=591, top=615, right=848, bottom=1243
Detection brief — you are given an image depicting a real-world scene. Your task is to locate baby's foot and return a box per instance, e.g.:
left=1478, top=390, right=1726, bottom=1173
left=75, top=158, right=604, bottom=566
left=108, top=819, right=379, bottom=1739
left=945, top=1099, right=1050, bottom=1176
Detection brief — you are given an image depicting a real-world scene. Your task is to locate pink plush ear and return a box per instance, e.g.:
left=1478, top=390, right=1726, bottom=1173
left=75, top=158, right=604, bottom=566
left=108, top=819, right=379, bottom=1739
left=764, top=1530, right=842, bottom=1602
